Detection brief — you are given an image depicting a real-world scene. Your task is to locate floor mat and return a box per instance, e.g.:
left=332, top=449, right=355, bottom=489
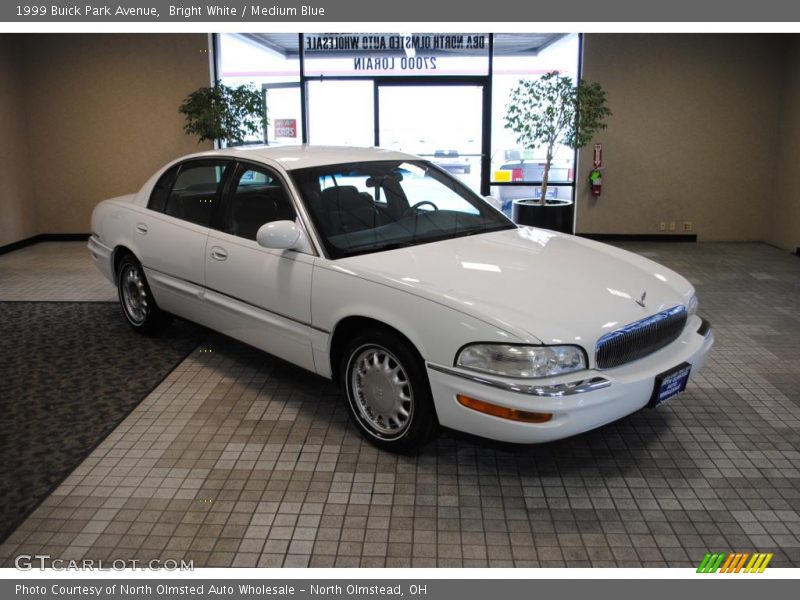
left=0, top=301, right=205, bottom=543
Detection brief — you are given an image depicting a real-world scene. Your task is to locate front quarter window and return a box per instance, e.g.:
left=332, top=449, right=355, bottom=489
left=290, top=160, right=514, bottom=259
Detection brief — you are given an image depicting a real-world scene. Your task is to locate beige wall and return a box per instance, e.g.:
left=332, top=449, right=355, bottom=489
left=576, top=34, right=786, bottom=242
left=24, top=34, right=213, bottom=234
left=0, top=33, right=212, bottom=244
left=0, top=37, right=36, bottom=246
left=767, top=37, right=800, bottom=252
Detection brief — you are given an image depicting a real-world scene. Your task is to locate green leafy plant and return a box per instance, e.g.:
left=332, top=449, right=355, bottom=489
left=179, top=80, right=267, bottom=146
left=504, top=71, right=611, bottom=206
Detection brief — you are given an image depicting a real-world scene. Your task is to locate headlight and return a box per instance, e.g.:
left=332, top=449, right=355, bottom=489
left=456, top=344, right=586, bottom=378
left=687, top=294, right=699, bottom=316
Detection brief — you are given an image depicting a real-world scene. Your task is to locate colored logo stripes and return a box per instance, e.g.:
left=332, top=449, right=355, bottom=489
left=696, top=552, right=773, bottom=573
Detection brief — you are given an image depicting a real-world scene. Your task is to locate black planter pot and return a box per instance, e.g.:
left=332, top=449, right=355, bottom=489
left=511, top=199, right=574, bottom=234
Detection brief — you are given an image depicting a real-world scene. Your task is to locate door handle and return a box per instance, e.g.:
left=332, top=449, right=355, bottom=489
left=210, top=246, right=228, bottom=261
left=135, top=223, right=148, bottom=235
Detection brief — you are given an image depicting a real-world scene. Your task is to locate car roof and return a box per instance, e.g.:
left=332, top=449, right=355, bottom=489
left=185, top=145, right=420, bottom=171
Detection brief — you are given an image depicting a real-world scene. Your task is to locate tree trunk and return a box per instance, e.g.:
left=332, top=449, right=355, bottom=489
left=540, top=145, right=554, bottom=207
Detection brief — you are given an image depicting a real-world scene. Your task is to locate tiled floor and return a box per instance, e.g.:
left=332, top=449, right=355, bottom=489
left=0, top=301, right=204, bottom=542
left=0, top=241, right=116, bottom=301
left=0, top=241, right=799, bottom=568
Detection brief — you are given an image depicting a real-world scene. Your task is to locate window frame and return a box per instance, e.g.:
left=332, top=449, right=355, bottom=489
left=147, top=158, right=235, bottom=229
left=219, top=161, right=299, bottom=241
left=288, top=159, right=515, bottom=260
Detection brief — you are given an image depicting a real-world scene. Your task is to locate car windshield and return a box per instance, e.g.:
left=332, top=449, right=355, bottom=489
left=289, top=160, right=515, bottom=259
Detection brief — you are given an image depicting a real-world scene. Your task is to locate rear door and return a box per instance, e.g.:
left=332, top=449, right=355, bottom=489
left=137, top=158, right=233, bottom=325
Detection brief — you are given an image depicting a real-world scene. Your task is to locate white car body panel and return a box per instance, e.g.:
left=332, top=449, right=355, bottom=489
left=333, top=227, right=694, bottom=363
left=98, top=200, right=209, bottom=325
left=429, top=315, right=712, bottom=442
left=90, top=145, right=714, bottom=444
left=204, top=229, right=316, bottom=372
left=310, top=262, right=516, bottom=378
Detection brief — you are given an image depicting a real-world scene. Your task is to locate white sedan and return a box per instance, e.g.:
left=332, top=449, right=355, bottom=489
left=88, top=146, right=713, bottom=452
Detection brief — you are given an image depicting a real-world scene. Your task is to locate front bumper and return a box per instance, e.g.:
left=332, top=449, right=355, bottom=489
left=426, top=315, right=714, bottom=443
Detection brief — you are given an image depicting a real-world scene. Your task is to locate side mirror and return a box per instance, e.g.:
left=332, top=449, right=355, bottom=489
left=256, top=220, right=302, bottom=250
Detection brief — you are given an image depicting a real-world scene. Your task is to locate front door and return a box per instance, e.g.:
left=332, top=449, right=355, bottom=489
left=377, top=83, right=486, bottom=193
left=204, top=161, right=316, bottom=372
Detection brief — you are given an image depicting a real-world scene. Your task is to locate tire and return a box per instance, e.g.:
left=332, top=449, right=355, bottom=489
left=340, top=329, right=438, bottom=453
left=116, top=254, right=172, bottom=335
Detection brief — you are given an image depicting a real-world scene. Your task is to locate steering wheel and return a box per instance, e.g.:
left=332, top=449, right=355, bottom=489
left=403, top=200, right=439, bottom=216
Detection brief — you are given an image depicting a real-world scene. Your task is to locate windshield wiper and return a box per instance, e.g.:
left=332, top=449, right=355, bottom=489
left=462, top=227, right=495, bottom=237
left=369, top=241, right=416, bottom=251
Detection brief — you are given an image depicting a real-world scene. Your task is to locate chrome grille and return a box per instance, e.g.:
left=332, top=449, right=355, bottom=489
left=595, top=306, right=687, bottom=369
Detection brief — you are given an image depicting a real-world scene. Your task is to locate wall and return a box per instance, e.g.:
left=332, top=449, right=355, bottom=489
left=767, top=37, right=800, bottom=253
left=576, top=34, right=786, bottom=242
left=22, top=34, right=212, bottom=236
left=0, top=36, right=36, bottom=247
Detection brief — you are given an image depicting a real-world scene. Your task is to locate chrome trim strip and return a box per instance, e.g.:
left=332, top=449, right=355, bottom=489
left=426, top=363, right=611, bottom=397
left=142, top=264, right=331, bottom=334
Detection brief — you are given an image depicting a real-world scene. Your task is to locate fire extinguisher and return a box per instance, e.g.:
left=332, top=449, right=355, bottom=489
left=589, top=168, right=603, bottom=197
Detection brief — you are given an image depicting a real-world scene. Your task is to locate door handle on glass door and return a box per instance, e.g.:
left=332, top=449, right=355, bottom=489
left=210, top=246, right=228, bottom=261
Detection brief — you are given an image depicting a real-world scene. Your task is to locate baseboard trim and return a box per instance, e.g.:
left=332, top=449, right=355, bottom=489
left=0, top=233, right=91, bottom=256
left=578, top=233, right=698, bottom=243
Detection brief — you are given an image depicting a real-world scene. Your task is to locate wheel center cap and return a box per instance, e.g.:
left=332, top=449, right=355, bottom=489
left=365, top=372, right=393, bottom=412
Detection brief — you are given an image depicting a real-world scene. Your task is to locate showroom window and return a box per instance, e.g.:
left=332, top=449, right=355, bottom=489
left=215, top=33, right=580, bottom=222
left=217, top=33, right=303, bottom=146
left=302, top=33, right=489, bottom=77
left=306, top=80, right=374, bottom=146
left=489, top=34, right=580, bottom=213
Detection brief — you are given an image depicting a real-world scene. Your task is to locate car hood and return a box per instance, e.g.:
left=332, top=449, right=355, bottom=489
left=334, top=227, right=694, bottom=348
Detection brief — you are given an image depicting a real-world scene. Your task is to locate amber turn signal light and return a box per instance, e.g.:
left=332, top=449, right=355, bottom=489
left=457, top=395, right=553, bottom=423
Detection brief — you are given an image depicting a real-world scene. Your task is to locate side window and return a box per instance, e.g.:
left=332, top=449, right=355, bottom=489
left=163, top=160, right=231, bottom=227
left=148, top=165, right=179, bottom=213
left=225, top=165, right=296, bottom=241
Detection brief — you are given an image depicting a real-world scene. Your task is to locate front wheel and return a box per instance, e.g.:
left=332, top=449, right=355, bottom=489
left=117, top=254, right=172, bottom=335
left=341, top=330, right=438, bottom=453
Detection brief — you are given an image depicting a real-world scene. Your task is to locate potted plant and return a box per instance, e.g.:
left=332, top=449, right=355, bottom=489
left=179, top=80, right=267, bottom=147
left=504, top=71, right=611, bottom=232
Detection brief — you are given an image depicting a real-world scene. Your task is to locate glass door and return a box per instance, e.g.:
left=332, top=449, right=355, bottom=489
left=377, top=83, right=484, bottom=192
left=306, top=80, right=375, bottom=146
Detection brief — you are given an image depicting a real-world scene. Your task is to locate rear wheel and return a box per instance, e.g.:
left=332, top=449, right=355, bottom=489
left=341, top=329, right=438, bottom=453
left=117, top=254, right=171, bottom=335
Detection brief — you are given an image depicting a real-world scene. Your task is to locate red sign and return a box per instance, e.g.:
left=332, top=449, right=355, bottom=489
left=274, top=119, right=297, bottom=138
left=593, top=143, right=603, bottom=168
